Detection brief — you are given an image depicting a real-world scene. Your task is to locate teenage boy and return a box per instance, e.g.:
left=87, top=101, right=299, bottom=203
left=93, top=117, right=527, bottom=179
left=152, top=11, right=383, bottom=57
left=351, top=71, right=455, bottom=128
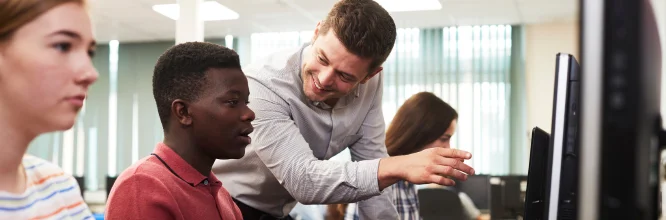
left=106, top=42, right=254, bottom=220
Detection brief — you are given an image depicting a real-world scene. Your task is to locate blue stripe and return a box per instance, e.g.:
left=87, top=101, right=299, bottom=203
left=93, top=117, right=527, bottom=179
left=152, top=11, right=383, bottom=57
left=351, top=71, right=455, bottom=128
left=54, top=208, right=90, bottom=220
left=82, top=215, right=93, bottom=220
left=0, top=185, right=76, bottom=211
left=0, top=177, right=70, bottom=201
left=24, top=162, right=46, bottom=170
left=69, top=206, right=87, bottom=217
left=57, top=212, right=70, bottom=220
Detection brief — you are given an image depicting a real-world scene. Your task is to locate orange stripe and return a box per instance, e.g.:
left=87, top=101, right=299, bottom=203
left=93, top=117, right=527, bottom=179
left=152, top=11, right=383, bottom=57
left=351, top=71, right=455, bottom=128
left=32, top=172, right=65, bottom=185
left=29, top=201, right=84, bottom=220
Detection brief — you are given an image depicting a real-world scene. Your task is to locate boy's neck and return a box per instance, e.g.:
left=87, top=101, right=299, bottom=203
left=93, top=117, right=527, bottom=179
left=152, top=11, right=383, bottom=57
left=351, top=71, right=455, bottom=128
left=163, top=134, right=215, bottom=177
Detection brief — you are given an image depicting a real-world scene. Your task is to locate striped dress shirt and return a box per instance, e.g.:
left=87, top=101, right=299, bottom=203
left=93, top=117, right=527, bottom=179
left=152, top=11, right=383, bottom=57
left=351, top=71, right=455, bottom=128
left=0, top=155, right=92, bottom=220
left=213, top=44, right=398, bottom=219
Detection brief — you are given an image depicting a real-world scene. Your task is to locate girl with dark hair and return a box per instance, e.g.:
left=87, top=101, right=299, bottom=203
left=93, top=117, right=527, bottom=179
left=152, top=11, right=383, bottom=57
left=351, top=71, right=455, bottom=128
left=327, top=92, right=480, bottom=220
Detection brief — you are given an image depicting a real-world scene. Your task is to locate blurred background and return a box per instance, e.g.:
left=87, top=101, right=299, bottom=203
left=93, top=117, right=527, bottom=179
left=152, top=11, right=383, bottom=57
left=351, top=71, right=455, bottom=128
left=23, top=0, right=666, bottom=218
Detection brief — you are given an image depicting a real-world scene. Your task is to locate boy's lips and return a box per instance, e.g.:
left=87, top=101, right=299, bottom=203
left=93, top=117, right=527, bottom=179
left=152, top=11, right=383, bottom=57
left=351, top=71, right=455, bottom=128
left=238, top=136, right=251, bottom=145
left=238, top=127, right=254, bottom=145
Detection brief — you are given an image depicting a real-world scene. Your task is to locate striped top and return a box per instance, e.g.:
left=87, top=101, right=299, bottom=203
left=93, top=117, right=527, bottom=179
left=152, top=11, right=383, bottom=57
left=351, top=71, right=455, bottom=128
left=353, top=181, right=420, bottom=220
left=391, top=181, right=420, bottom=220
left=0, top=155, right=92, bottom=220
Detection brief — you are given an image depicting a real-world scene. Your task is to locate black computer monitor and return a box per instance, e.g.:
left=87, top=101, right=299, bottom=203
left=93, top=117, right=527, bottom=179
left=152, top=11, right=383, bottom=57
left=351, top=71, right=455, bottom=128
left=524, top=127, right=551, bottom=220
left=456, top=175, right=491, bottom=210
left=543, top=53, right=581, bottom=220
left=579, top=0, right=662, bottom=219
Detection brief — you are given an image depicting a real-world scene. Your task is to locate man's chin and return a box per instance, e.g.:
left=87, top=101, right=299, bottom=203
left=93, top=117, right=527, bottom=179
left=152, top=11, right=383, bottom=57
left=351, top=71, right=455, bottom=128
left=304, top=91, right=325, bottom=102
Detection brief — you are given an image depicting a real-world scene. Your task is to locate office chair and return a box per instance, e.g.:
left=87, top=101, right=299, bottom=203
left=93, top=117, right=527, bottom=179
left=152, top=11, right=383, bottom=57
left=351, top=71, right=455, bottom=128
left=418, top=187, right=467, bottom=220
left=503, top=177, right=524, bottom=218
left=456, top=174, right=491, bottom=209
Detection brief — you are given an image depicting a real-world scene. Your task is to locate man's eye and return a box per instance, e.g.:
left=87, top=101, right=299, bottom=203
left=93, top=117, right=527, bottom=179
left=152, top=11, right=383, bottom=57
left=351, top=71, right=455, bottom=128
left=318, top=56, right=328, bottom=65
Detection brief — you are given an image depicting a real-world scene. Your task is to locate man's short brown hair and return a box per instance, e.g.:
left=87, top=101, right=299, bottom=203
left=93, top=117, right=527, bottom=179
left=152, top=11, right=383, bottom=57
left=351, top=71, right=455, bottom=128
left=319, top=0, right=396, bottom=73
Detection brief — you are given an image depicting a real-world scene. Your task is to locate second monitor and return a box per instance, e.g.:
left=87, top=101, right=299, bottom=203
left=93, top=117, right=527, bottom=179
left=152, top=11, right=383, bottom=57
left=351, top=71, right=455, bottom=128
left=544, top=53, right=581, bottom=220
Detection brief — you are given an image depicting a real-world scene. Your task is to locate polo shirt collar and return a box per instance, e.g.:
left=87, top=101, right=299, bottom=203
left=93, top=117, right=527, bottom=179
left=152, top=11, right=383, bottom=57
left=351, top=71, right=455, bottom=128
left=153, top=142, right=222, bottom=187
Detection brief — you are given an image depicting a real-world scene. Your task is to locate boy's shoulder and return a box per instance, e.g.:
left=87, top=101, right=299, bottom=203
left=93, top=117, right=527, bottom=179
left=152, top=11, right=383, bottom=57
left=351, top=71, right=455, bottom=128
left=108, top=155, right=178, bottom=204
left=115, top=155, right=171, bottom=183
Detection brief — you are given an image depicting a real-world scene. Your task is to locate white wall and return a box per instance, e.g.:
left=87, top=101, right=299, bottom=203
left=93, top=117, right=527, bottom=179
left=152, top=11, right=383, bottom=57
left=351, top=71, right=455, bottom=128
left=523, top=1, right=666, bottom=133
left=524, top=22, right=579, bottom=135
left=235, top=34, right=252, bottom=67
left=651, top=0, right=666, bottom=215
left=653, top=0, right=666, bottom=123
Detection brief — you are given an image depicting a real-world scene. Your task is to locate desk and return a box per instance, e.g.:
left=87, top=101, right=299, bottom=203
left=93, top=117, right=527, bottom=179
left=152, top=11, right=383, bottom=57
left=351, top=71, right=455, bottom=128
left=478, top=214, right=491, bottom=220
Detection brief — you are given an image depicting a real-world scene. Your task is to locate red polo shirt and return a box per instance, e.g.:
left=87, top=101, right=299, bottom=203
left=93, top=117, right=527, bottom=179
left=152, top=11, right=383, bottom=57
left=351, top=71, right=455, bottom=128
left=105, top=143, right=243, bottom=220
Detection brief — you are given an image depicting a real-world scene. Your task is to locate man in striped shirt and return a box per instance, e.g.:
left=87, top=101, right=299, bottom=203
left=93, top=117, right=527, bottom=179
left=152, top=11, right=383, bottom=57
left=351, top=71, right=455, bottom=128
left=214, top=0, right=475, bottom=219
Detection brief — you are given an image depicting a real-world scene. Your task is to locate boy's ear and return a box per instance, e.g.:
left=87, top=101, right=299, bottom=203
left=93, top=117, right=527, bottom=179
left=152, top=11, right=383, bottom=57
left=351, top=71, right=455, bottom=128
left=172, top=99, right=193, bottom=126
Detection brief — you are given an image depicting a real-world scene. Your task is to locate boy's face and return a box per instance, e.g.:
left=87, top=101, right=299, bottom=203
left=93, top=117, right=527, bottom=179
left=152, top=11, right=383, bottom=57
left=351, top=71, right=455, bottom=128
left=188, top=68, right=255, bottom=159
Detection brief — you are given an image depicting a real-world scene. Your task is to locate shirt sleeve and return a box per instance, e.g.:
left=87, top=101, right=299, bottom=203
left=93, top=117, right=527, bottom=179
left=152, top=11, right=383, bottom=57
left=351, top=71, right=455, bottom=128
left=249, top=80, right=383, bottom=204
left=105, top=172, right=178, bottom=220
left=349, top=75, right=400, bottom=220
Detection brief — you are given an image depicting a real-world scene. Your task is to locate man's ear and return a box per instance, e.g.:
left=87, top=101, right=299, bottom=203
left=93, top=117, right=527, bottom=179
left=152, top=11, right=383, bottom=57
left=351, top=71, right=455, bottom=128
left=171, top=99, right=192, bottom=126
left=312, top=21, right=322, bottom=43
left=360, top=66, right=383, bottom=84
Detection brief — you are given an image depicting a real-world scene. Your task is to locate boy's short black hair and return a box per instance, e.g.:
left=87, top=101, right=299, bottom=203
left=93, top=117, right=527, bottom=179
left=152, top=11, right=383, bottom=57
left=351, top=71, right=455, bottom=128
left=152, top=42, right=241, bottom=129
